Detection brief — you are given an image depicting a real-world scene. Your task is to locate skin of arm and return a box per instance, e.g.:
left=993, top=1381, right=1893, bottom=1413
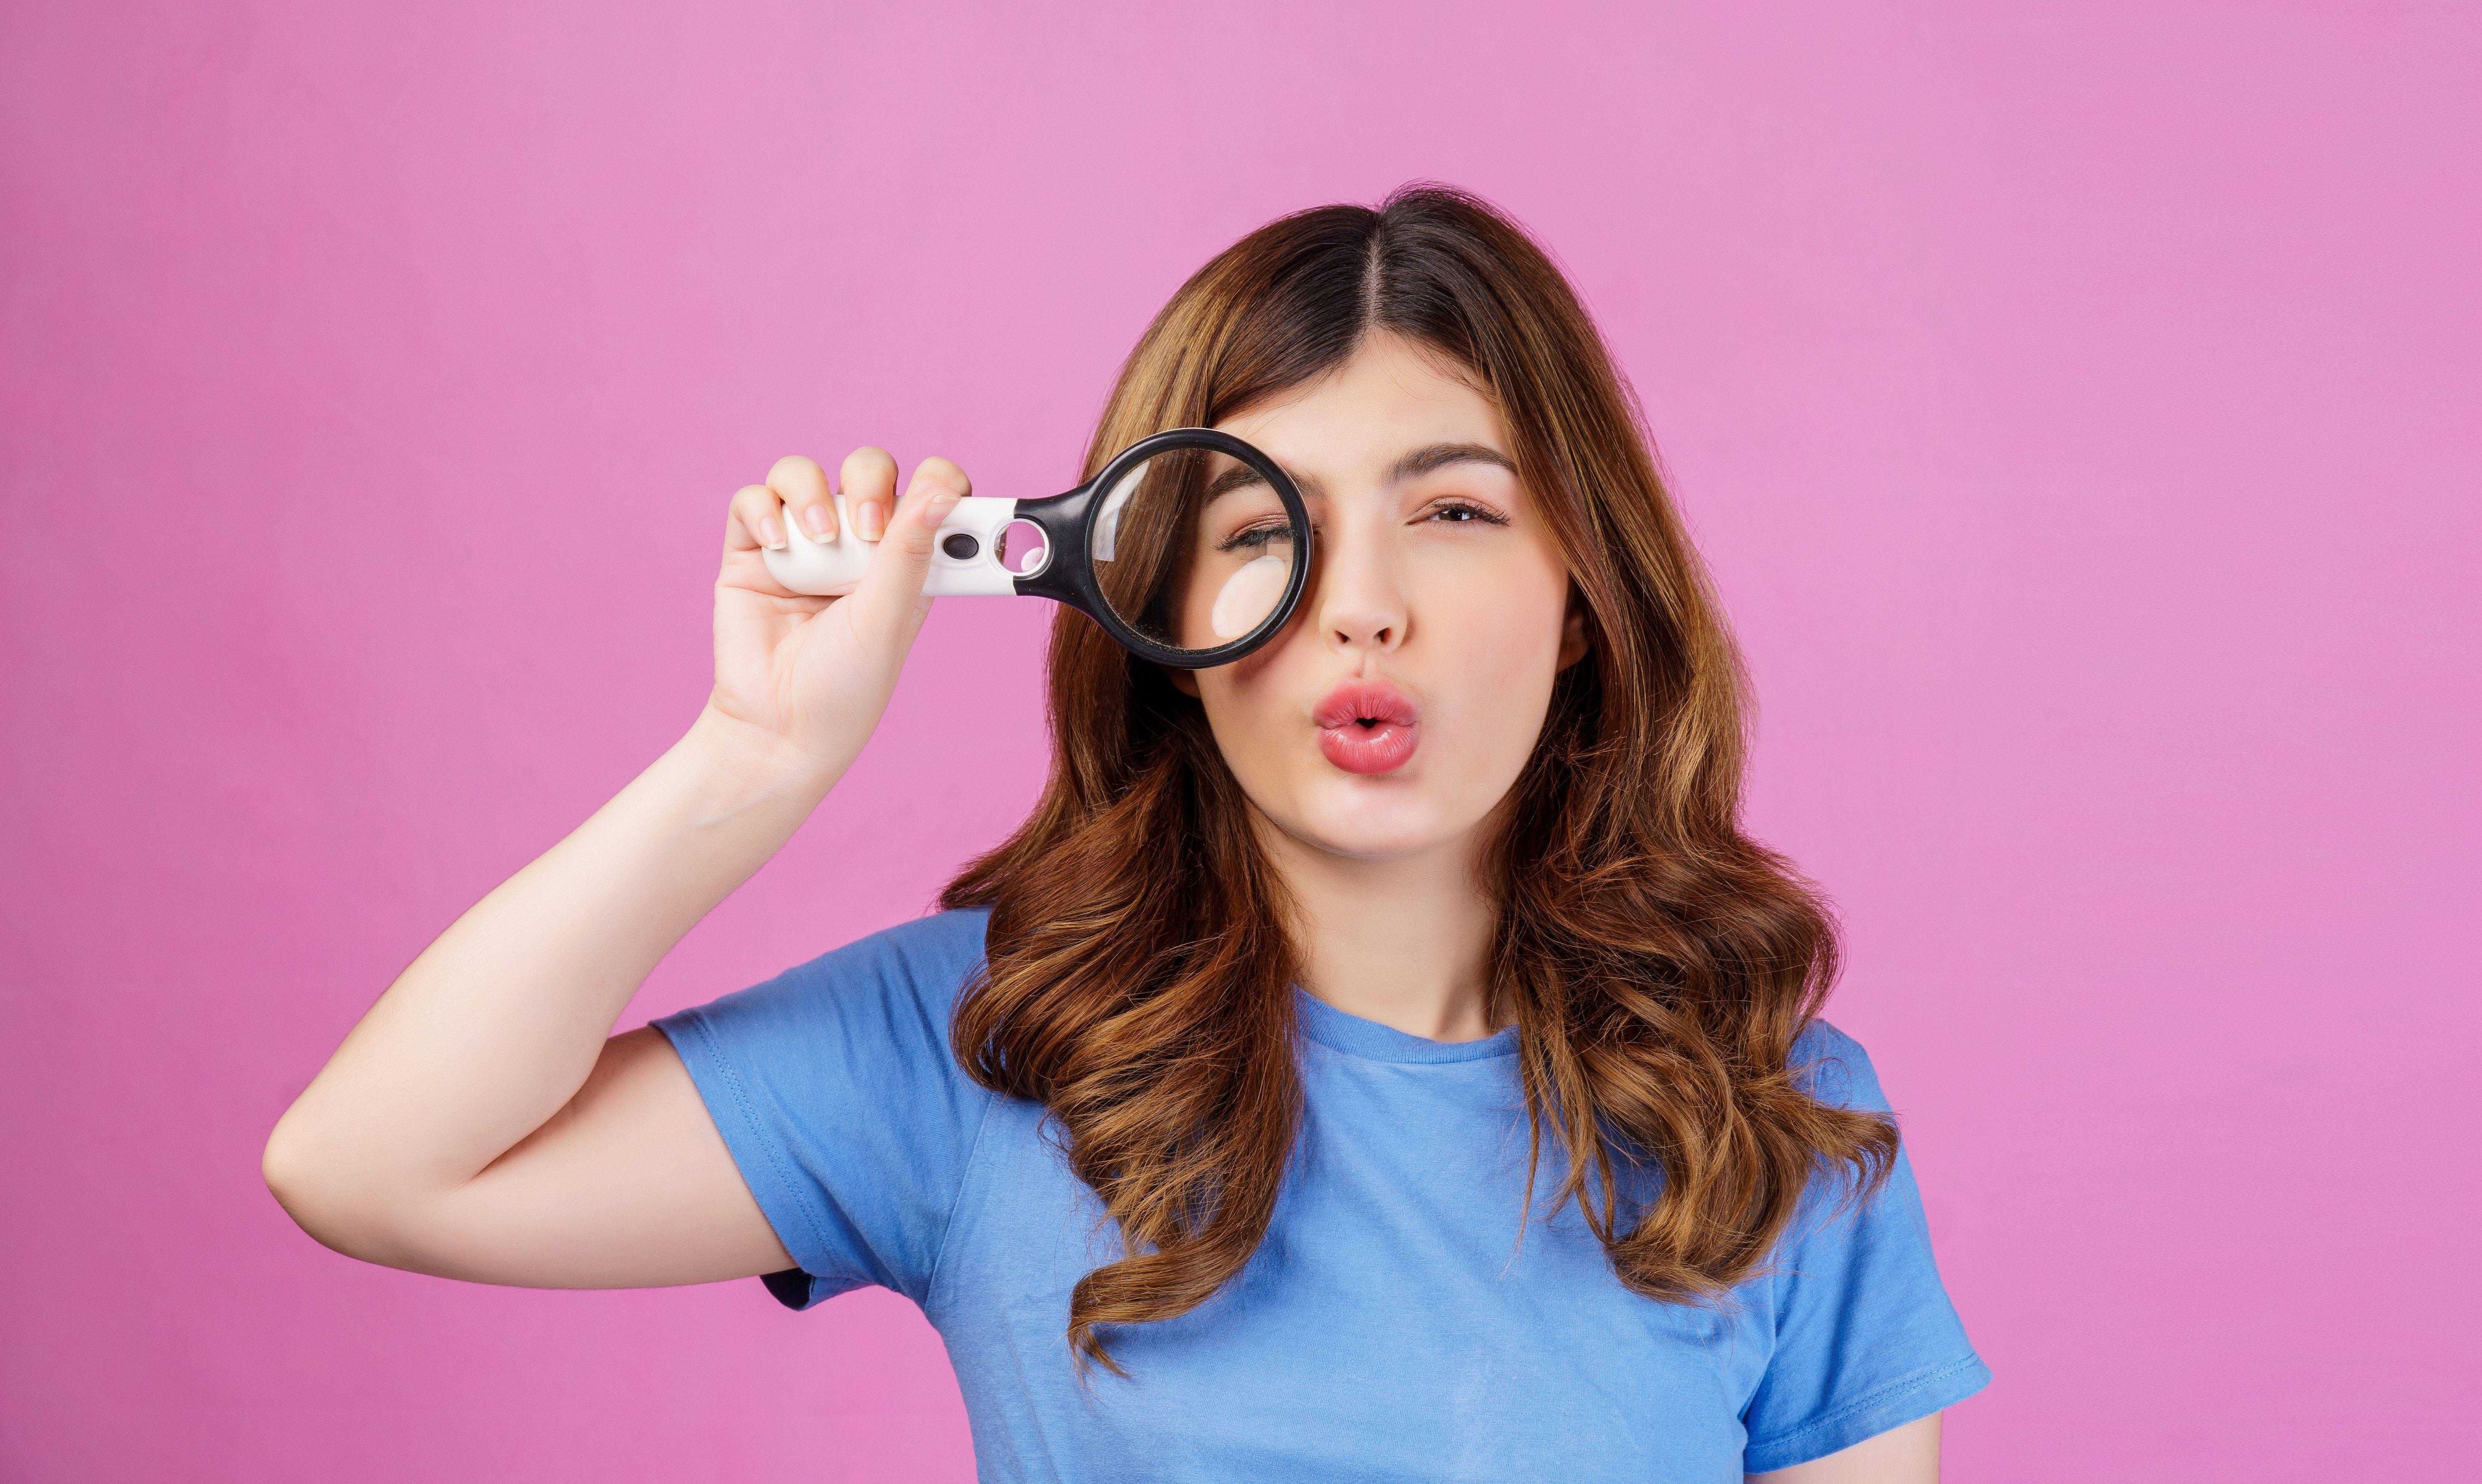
left=1748, top=1412, right=1941, bottom=1483
left=265, top=705, right=826, bottom=1286
left=260, top=449, right=965, bottom=1290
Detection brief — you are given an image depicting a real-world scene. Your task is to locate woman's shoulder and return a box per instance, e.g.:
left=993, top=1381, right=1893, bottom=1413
left=649, top=905, right=1003, bottom=1309
left=656, top=905, right=993, bottom=1075
left=821, top=902, right=991, bottom=981
left=1787, top=1016, right=1891, bottom=1114
left=782, top=903, right=994, bottom=1016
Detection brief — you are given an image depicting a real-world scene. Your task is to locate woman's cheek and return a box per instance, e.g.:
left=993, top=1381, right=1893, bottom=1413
left=1201, top=655, right=1307, bottom=795
left=1434, top=575, right=1567, bottom=763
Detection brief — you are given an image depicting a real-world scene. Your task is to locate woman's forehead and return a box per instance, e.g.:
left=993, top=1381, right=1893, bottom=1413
left=1197, top=331, right=1518, bottom=506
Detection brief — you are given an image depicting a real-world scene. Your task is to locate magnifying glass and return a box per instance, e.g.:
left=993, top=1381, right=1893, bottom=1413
left=763, top=428, right=1314, bottom=668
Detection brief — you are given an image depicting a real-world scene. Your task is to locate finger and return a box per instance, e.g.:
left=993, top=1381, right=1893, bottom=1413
left=727, top=483, right=789, bottom=552
left=768, top=454, right=837, bottom=544
left=844, top=456, right=970, bottom=646
left=839, top=446, right=901, bottom=544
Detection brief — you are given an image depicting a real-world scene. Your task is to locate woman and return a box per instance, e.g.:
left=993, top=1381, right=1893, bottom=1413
left=265, top=183, right=1989, bottom=1482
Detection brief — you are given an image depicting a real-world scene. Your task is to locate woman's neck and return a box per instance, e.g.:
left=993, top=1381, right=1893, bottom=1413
left=1253, top=811, right=1502, bottom=1044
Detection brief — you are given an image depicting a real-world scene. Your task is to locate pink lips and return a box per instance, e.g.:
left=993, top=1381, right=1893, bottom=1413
left=1312, top=678, right=1421, bottom=775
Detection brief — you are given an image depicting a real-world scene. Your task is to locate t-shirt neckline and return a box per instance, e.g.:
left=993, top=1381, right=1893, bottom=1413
left=1290, top=984, right=1520, bottom=1064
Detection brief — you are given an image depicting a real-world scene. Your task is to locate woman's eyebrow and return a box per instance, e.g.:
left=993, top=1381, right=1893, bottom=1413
left=1387, top=441, right=1517, bottom=485
left=1201, top=442, right=1517, bottom=501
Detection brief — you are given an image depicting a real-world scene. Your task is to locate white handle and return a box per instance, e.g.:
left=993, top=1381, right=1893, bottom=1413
left=762, top=493, right=1021, bottom=597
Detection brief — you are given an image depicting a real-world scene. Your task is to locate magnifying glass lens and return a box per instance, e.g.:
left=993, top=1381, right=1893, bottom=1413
left=1088, top=445, right=1299, bottom=657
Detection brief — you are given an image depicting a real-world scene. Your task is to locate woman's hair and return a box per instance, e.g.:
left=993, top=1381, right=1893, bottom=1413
left=940, top=181, right=1898, bottom=1374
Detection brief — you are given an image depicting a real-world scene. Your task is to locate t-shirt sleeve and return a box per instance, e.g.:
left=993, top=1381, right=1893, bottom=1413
left=1739, top=1021, right=1992, bottom=1473
left=646, top=906, right=999, bottom=1311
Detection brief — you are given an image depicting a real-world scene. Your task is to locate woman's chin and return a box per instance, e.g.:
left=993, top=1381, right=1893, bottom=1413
left=1270, top=781, right=1470, bottom=862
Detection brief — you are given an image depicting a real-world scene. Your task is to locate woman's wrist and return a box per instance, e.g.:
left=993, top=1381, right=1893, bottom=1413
left=676, top=699, right=849, bottom=816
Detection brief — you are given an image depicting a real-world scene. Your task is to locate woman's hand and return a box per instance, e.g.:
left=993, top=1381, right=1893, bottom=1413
left=705, top=448, right=970, bottom=782
left=260, top=444, right=974, bottom=1290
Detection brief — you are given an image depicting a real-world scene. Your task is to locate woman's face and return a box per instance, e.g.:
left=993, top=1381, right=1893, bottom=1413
left=1169, top=330, right=1587, bottom=863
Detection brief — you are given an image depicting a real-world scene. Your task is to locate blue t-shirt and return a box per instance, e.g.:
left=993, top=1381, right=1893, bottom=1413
left=650, top=906, right=1988, bottom=1480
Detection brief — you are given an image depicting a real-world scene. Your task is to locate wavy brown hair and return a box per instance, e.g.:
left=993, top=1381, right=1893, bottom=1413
left=941, top=182, right=1898, bottom=1375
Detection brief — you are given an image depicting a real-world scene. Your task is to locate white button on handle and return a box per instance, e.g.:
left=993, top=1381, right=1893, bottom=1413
left=764, top=493, right=1020, bottom=597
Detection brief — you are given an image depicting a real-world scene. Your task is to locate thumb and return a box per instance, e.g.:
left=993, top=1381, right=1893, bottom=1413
left=842, top=456, right=970, bottom=652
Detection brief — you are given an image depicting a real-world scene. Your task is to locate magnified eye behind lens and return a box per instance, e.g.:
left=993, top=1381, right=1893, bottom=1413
left=759, top=425, right=1312, bottom=667
left=1083, top=441, right=1303, bottom=663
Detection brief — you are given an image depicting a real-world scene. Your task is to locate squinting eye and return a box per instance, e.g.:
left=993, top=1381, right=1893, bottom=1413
left=1425, top=501, right=1508, bottom=526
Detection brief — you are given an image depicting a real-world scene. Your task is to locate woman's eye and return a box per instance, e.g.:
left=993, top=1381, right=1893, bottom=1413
left=1424, top=500, right=1507, bottom=526
left=1217, top=522, right=1290, bottom=553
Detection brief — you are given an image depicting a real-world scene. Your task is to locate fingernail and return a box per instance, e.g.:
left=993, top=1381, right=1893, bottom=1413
left=857, top=501, right=886, bottom=541
left=760, top=514, right=788, bottom=549
left=928, top=487, right=963, bottom=520
left=802, top=503, right=834, bottom=540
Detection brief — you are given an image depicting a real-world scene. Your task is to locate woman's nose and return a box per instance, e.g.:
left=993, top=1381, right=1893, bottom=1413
left=1312, top=518, right=1408, bottom=654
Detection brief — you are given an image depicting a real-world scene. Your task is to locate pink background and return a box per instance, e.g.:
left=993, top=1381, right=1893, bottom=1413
left=4, top=3, right=2475, bottom=1479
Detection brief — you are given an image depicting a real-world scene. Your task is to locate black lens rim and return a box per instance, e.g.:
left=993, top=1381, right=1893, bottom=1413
left=1009, top=427, right=1314, bottom=669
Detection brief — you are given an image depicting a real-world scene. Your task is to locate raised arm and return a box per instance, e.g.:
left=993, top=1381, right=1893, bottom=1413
left=1748, top=1413, right=1941, bottom=1484
left=260, top=448, right=970, bottom=1292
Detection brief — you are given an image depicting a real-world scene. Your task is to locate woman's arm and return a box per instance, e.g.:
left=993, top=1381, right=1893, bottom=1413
left=260, top=449, right=969, bottom=1290
left=263, top=706, right=829, bottom=1287
left=1748, top=1412, right=1941, bottom=1484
